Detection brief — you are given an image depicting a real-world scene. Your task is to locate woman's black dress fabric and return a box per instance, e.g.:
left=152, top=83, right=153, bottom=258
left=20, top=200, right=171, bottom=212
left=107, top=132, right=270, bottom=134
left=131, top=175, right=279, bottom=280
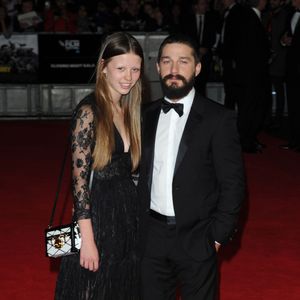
left=55, top=96, right=140, bottom=300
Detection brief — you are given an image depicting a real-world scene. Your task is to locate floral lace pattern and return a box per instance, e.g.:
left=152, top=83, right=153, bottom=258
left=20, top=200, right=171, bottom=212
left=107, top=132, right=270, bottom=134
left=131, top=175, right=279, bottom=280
left=56, top=94, right=140, bottom=299
left=71, top=104, right=95, bottom=221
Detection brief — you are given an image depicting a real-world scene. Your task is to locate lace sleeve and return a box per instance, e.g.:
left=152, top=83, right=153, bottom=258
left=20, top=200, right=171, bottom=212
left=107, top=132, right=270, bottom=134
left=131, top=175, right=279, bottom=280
left=71, top=104, right=95, bottom=221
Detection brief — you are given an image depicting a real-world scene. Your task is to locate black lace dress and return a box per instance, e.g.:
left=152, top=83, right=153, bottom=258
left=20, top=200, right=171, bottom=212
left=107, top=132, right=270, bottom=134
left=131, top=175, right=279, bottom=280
left=55, top=96, right=140, bottom=300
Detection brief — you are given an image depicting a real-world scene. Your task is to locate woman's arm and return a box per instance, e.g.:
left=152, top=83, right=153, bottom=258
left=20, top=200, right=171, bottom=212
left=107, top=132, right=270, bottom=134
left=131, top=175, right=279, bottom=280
left=71, top=104, right=99, bottom=272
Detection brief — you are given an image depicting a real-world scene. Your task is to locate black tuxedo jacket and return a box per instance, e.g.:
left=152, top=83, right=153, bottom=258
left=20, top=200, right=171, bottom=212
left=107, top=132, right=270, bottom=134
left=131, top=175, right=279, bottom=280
left=286, top=9, right=300, bottom=78
left=138, top=93, right=245, bottom=261
left=220, top=3, right=245, bottom=60
left=233, top=7, right=270, bottom=83
left=181, top=11, right=220, bottom=49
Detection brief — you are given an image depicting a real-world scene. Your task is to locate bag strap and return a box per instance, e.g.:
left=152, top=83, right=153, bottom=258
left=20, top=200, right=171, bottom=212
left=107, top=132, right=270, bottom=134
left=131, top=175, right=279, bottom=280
left=48, top=141, right=69, bottom=229
left=48, top=140, right=94, bottom=229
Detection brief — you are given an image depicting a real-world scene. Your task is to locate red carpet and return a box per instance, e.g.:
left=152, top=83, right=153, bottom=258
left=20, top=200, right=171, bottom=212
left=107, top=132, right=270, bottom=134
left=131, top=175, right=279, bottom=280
left=0, top=120, right=300, bottom=300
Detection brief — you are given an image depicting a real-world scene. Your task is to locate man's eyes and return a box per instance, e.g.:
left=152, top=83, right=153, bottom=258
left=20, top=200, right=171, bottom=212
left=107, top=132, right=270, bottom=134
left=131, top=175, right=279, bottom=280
left=161, top=60, right=188, bottom=64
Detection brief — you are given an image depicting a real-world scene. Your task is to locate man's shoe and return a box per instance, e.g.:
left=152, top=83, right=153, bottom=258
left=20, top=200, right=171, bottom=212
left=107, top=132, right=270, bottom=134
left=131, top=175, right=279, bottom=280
left=256, top=141, right=266, bottom=149
left=279, top=144, right=296, bottom=150
left=242, top=145, right=262, bottom=154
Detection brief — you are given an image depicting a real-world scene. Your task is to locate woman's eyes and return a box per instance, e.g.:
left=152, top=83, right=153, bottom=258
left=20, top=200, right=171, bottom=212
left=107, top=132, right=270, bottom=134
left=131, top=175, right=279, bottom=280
left=117, top=67, right=140, bottom=72
left=132, top=68, right=140, bottom=73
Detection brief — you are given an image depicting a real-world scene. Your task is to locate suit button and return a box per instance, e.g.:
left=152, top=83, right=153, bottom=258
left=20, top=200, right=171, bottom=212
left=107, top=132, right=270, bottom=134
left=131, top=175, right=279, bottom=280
left=175, top=186, right=179, bottom=191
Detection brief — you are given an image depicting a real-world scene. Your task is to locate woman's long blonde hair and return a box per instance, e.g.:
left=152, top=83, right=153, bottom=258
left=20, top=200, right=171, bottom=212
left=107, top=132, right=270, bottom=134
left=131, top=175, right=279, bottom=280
left=92, top=32, right=143, bottom=171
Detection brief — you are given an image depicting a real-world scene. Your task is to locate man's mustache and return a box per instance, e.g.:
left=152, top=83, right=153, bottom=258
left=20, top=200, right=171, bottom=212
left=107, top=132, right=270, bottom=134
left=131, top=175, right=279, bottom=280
left=162, top=74, right=187, bottom=83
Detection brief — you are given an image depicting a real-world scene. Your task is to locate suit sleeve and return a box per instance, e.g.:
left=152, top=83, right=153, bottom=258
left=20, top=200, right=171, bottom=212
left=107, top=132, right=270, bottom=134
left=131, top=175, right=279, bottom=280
left=210, top=110, right=245, bottom=244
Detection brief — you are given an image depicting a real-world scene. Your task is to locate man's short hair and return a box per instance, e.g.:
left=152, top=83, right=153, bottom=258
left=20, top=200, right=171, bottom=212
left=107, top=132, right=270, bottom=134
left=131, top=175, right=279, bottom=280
left=157, top=34, right=200, bottom=64
left=245, top=0, right=260, bottom=7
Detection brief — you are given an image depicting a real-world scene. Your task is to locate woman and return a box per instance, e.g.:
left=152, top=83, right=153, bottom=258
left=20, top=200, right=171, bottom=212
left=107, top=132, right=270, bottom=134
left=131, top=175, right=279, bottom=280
left=55, top=32, right=144, bottom=300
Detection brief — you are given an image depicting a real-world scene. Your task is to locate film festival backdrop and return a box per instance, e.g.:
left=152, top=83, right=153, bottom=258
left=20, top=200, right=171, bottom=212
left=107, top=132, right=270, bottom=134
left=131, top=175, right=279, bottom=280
left=38, top=34, right=101, bottom=84
left=0, top=33, right=103, bottom=84
left=0, top=33, right=227, bottom=117
left=0, top=34, right=39, bottom=83
left=0, top=33, right=222, bottom=85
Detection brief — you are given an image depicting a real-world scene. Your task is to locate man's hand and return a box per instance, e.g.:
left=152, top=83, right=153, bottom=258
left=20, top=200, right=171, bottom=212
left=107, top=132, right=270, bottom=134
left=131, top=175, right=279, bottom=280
left=215, top=242, right=221, bottom=253
left=281, top=32, right=292, bottom=46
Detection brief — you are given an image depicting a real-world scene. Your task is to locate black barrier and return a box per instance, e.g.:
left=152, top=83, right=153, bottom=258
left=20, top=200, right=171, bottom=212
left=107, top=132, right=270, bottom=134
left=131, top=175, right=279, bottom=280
left=38, top=33, right=102, bottom=84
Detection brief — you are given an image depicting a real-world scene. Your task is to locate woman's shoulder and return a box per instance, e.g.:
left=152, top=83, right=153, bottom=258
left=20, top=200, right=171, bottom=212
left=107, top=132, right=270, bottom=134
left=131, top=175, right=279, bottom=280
left=76, top=92, right=96, bottom=110
left=73, top=92, right=97, bottom=117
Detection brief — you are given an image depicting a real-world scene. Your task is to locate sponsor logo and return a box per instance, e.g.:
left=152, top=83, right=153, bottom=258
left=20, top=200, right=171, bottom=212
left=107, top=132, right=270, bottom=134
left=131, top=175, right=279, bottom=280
left=58, top=40, right=80, bottom=53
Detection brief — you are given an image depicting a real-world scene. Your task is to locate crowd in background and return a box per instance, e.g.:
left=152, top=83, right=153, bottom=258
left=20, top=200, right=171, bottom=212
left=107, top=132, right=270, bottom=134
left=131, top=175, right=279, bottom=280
left=0, top=0, right=200, bottom=35
left=0, top=0, right=299, bottom=153
left=0, top=0, right=293, bottom=35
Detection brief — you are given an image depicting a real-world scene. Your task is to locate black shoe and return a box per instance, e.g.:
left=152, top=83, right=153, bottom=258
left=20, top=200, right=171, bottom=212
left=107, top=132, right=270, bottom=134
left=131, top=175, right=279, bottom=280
left=256, top=141, right=266, bottom=149
left=242, top=145, right=262, bottom=154
left=279, top=144, right=296, bottom=150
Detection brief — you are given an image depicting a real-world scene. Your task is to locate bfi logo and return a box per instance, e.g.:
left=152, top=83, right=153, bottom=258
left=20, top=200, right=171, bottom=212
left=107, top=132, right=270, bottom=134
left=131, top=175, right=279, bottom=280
left=59, top=40, right=80, bottom=53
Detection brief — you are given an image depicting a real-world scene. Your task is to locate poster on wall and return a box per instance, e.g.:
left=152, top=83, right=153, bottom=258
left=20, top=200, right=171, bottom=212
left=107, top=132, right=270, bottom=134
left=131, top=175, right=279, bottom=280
left=38, top=34, right=101, bottom=84
left=0, top=34, right=39, bottom=83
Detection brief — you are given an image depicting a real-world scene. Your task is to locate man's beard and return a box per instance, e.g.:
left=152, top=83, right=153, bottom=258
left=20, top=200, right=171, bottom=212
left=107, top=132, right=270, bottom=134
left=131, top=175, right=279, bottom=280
left=160, top=74, right=195, bottom=100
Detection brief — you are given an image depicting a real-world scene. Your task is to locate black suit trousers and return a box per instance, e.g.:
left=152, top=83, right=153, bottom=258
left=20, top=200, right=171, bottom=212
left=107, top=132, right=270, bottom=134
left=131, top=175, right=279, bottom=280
left=222, top=59, right=236, bottom=110
left=286, top=75, right=300, bottom=146
left=234, top=78, right=271, bottom=147
left=141, top=217, right=218, bottom=300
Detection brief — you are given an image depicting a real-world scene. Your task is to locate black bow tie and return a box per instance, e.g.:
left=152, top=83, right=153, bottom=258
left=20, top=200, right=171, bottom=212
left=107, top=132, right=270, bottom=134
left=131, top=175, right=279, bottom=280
left=161, top=99, right=184, bottom=117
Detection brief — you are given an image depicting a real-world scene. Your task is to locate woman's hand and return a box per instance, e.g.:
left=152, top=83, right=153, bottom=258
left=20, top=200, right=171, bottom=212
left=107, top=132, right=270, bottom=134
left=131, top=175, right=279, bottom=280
left=78, top=219, right=99, bottom=272
left=80, top=239, right=99, bottom=272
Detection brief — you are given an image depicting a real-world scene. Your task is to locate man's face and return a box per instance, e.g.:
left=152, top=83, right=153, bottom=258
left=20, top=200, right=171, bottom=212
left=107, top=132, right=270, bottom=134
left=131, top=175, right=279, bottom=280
left=195, top=0, right=208, bottom=14
left=157, top=43, right=201, bottom=101
left=22, top=1, right=33, bottom=13
left=270, top=0, right=281, bottom=10
left=292, top=0, right=300, bottom=9
left=222, top=0, right=234, bottom=9
left=257, top=0, right=267, bottom=11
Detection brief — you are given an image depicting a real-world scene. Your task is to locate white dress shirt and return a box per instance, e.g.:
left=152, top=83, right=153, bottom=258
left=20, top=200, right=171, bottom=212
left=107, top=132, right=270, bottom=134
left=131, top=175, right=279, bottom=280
left=150, top=88, right=195, bottom=216
left=291, top=11, right=300, bottom=35
left=196, top=14, right=205, bottom=45
left=252, top=7, right=261, bottom=21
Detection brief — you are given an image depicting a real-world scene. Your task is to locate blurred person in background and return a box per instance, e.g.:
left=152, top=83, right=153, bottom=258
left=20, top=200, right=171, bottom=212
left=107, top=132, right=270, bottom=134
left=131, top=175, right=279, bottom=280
left=15, top=0, right=43, bottom=32
left=0, top=4, right=12, bottom=37
left=280, top=0, right=300, bottom=151
left=76, top=4, right=93, bottom=32
left=1, top=0, right=18, bottom=31
left=233, top=0, right=271, bottom=153
left=182, top=0, right=220, bottom=96
left=262, top=0, right=289, bottom=130
left=44, top=0, right=77, bottom=33
left=218, top=0, right=244, bottom=110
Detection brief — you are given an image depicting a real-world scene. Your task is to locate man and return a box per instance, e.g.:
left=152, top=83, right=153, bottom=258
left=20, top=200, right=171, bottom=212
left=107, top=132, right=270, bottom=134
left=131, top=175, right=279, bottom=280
left=219, top=0, right=244, bottom=110
left=280, top=0, right=300, bottom=151
left=233, top=0, right=271, bottom=153
left=138, top=34, right=245, bottom=300
left=262, top=0, right=288, bottom=130
left=182, top=0, right=220, bottom=96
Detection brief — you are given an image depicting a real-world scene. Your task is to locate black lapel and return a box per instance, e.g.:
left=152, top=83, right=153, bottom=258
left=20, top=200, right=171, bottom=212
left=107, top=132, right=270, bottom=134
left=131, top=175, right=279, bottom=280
left=295, top=15, right=300, bottom=33
left=143, top=101, right=161, bottom=189
left=174, top=93, right=204, bottom=175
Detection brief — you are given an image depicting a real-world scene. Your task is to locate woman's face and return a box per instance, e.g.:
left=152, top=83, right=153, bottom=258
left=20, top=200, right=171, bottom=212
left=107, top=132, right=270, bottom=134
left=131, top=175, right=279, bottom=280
left=102, top=53, right=142, bottom=101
